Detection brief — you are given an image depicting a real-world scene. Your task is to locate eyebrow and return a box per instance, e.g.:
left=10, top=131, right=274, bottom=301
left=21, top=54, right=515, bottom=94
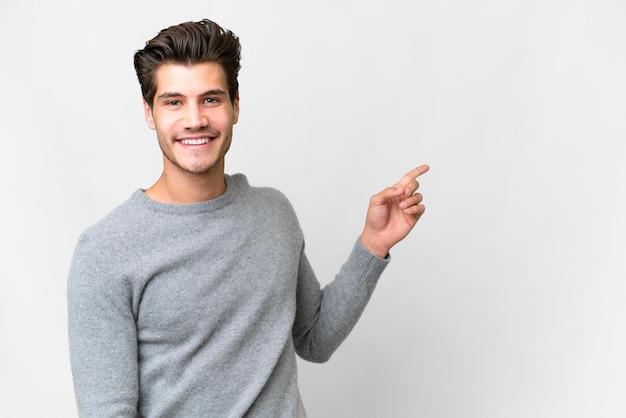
left=156, top=89, right=228, bottom=100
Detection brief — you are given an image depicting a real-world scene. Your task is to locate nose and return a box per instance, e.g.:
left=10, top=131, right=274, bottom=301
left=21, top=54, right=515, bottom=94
left=184, top=103, right=208, bottom=130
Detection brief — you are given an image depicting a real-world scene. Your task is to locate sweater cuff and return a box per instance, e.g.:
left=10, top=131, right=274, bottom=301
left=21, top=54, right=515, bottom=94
left=348, top=238, right=391, bottom=284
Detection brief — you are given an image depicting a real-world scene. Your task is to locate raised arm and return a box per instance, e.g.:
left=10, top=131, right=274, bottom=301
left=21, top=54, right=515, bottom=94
left=360, top=164, right=430, bottom=258
left=293, top=165, right=429, bottom=362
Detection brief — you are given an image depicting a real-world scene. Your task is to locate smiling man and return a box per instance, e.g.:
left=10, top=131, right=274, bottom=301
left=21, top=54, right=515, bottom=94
left=68, top=19, right=429, bottom=418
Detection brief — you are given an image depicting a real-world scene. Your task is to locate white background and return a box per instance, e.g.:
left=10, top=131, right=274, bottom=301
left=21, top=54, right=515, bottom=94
left=1, top=1, right=625, bottom=417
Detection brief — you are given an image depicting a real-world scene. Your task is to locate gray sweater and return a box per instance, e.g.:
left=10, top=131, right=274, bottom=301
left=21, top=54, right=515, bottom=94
left=68, top=174, right=389, bottom=417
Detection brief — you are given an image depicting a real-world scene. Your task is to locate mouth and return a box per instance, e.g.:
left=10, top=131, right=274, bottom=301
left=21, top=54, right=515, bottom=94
left=177, top=137, right=214, bottom=146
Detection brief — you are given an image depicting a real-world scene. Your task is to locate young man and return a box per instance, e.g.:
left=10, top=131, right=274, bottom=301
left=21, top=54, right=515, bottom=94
left=68, top=19, right=429, bottom=417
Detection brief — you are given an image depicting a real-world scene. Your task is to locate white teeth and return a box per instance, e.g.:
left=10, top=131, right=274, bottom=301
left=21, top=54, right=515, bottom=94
left=180, top=138, right=210, bottom=145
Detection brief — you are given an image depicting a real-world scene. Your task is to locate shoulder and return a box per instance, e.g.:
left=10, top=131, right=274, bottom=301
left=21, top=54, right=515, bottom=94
left=229, top=173, right=301, bottom=231
left=231, top=173, right=294, bottom=210
left=69, top=190, right=150, bottom=291
left=76, top=190, right=147, bottom=253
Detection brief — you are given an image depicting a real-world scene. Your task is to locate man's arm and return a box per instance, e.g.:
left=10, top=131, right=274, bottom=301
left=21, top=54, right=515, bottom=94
left=67, top=233, right=139, bottom=417
left=360, top=164, right=430, bottom=258
left=293, top=165, right=429, bottom=362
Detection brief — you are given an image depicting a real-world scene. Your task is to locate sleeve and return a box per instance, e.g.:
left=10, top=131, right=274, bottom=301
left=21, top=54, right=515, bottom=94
left=292, top=238, right=390, bottom=363
left=67, top=232, right=139, bottom=417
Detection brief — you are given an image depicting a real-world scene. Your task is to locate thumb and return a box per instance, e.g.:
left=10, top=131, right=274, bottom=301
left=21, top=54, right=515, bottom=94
left=370, top=185, right=404, bottom=207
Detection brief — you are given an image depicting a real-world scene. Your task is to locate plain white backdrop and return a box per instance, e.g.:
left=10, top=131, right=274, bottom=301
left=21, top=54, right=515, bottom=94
left=1, top=1, right=625, bottom=417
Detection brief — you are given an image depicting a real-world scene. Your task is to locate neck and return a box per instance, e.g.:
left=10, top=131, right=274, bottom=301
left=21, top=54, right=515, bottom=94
left=145, top=163, right=227, bottom=204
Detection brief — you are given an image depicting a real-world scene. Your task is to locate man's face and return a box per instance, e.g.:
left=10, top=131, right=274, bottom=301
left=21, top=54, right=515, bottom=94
left=144, top=62, right=239, bottom=177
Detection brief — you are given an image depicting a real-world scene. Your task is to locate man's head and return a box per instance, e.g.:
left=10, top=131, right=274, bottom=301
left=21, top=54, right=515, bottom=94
left=134, top=19, right=241, bottom=108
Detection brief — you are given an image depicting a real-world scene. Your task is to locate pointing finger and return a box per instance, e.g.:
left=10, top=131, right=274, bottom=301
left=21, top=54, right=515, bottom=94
left=397, top=164, right=429, bottom=194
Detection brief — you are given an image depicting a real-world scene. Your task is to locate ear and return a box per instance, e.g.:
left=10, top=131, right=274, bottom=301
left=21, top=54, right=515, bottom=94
left=143, top=99, right=156, bottom=130
left=232, top=92, right=240, bottom=125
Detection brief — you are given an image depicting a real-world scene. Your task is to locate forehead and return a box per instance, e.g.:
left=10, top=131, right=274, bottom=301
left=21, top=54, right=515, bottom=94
left=154, top=62, right=228, bottom=96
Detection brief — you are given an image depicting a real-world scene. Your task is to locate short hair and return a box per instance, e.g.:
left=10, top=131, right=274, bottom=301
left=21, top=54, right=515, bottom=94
left=134, top=19, right=241, bottom=107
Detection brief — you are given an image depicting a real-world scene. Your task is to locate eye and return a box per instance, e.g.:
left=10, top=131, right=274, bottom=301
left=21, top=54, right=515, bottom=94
left=204, top=97, right=219, bottom=104
left=166, top=100, right=181, bottom=106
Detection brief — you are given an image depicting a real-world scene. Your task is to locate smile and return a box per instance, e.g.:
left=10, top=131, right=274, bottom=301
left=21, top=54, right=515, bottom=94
left=179, top=137, right=212, bottom=145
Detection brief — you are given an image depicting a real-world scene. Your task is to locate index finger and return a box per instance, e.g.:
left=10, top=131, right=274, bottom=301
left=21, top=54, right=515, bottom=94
left=397, top=164, right=430, bottom=187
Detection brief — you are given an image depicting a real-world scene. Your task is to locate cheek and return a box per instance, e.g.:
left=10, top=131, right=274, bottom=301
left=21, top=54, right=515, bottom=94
left=152, top=113, right=175, bottom=134
left=224, top=110, right=239, bottom=128
left=211, top=113, right=232, bottom=131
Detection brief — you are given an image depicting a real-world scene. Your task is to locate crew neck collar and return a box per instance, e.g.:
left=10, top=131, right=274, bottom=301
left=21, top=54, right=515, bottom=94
left=133, top=174, right=244, bottom=215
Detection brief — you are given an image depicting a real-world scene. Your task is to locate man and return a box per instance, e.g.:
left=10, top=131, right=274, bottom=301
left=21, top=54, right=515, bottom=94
left=68, top=18, right=429, bottom=417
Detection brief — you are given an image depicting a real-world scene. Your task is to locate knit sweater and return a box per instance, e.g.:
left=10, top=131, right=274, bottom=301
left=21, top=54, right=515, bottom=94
left=67, top=173, right=389, bottom=417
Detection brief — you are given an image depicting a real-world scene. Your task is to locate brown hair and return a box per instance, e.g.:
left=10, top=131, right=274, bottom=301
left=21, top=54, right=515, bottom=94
left=134, top=19, right=241, bottom=107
